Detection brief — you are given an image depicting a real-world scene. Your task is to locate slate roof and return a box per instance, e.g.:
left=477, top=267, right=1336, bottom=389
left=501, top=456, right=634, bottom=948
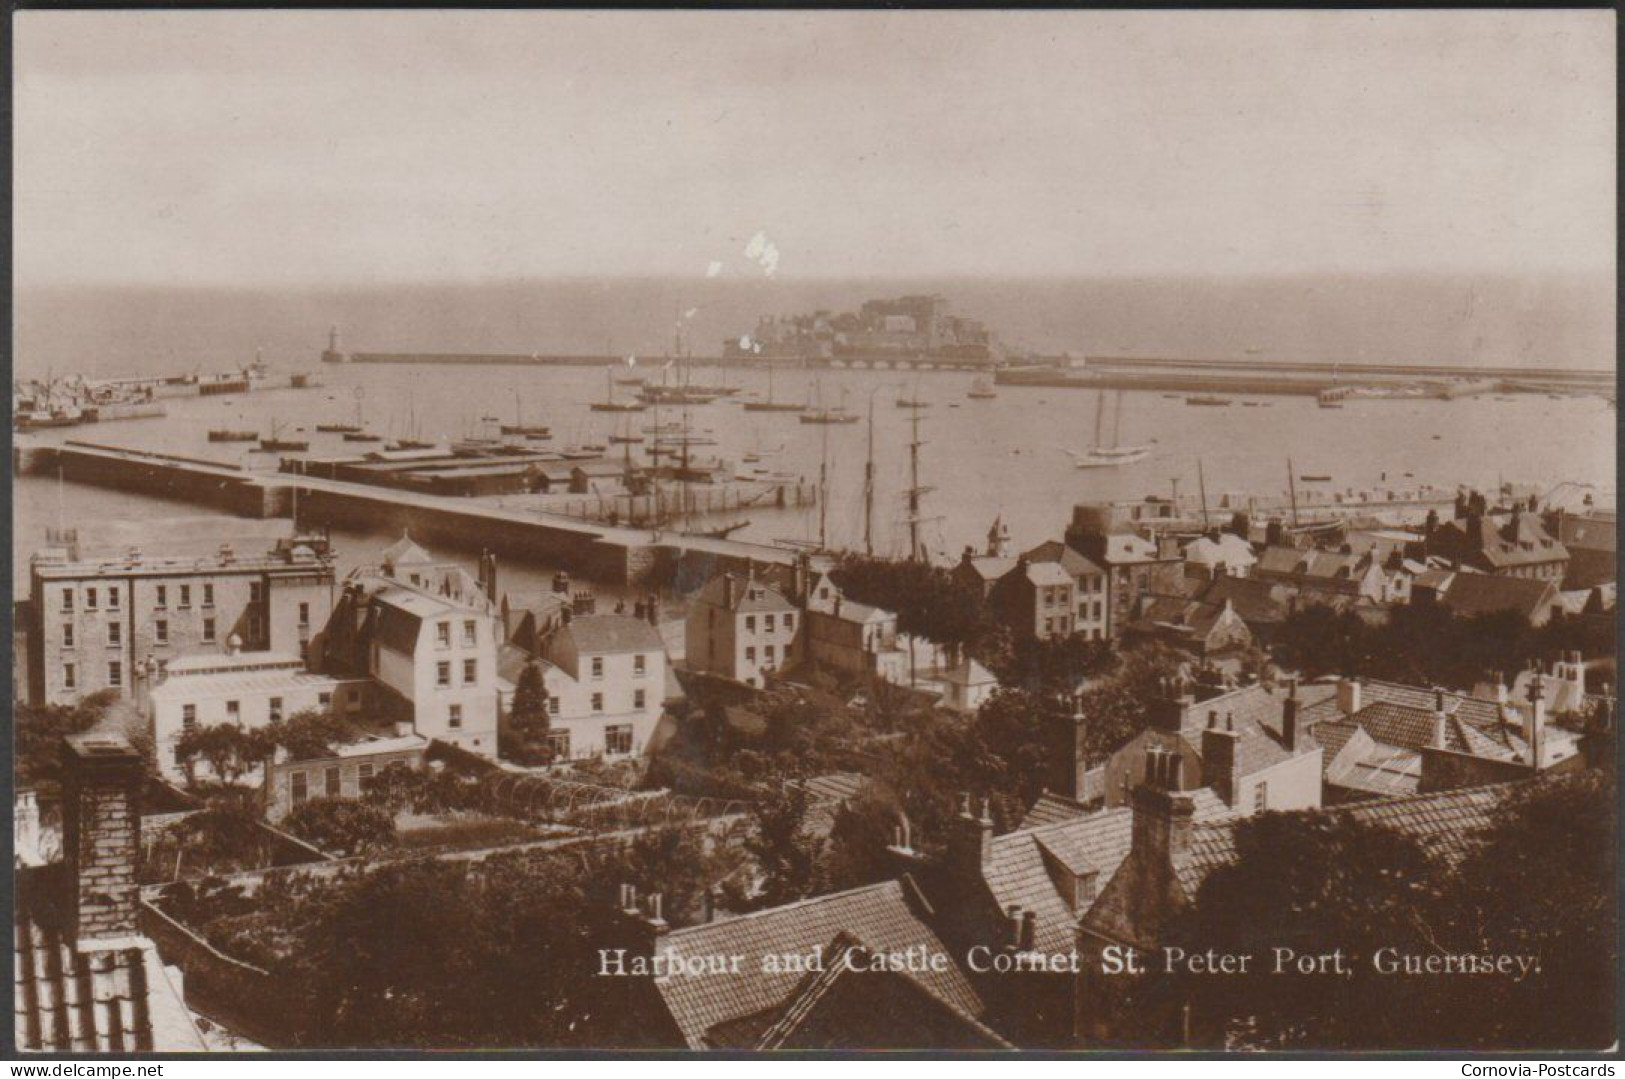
left=1553, top=513, right=1615, bottom=552
left=1024, top=540, right=1104, bottom=579
left=14, top=866, right=205, bottom=1052
left=1564, top=548, right=1617, bottom=591
left=1183, top=533, right=1257, bottom=567
left=1095, top=532, right=1161, bottom=565
left=654, top=878, right=985, bottom=1050
left=1437, top=572, right=1557, bottom=622
left=379, top=534, right=435, bottom=568
left=1254, top=546, right=1371, bottom=591
left=958, top=556, right=1018, bottom=582
left=693, top=574, right=797, bottom=614
left=1198, top=576, right=1293, bottom=626
left=1021, top=561, right=1074, bottom=588
left=560, top=613, right=664, bottom=654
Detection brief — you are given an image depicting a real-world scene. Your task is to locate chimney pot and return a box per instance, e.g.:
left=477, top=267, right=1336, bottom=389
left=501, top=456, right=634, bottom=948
left=1019, top=910, right=1037, bottom=951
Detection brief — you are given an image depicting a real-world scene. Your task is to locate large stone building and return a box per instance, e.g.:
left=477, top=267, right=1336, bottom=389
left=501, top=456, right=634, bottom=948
left=22, top=536, right=336, bottom=707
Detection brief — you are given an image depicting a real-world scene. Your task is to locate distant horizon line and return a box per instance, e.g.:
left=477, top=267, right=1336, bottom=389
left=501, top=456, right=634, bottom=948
left=15, top=268, right=1616, bottom=292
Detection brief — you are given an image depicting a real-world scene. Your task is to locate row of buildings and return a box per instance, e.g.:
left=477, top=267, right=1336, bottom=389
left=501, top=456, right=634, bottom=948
left=949, top=492, right=1615, bottom=662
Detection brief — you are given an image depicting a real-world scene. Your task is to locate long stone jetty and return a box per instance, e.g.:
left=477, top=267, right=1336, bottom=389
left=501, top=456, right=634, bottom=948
left=16, top=440, right=796, bottom=587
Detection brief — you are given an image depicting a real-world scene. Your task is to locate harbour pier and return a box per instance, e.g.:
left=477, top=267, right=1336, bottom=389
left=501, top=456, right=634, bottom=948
left=17, top=441, right=798, bottom=587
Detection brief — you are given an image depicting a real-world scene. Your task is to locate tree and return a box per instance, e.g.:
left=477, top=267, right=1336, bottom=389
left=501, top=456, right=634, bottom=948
left=1436, top=771, right=1616, bottom=1049
left=1162, top=773, right=1617, bottom=1051
left=174, top=724, right=272, bottom=787
left=283, top=797, right=398, bottom=857
left=824, top=783, right=906, bottom=892
left=744, top=784, right=826, bottom=908
left=505, top=661, right=554, bottom=765
left=15, top=690, right=118, bottom=791
left=270, top=709, right=357, bottom=761
left=157, top=789, right=279, bottom=877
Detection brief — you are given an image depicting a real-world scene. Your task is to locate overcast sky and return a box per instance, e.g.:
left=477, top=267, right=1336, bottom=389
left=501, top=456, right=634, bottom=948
left=14, top=10, right=1615, bottom=287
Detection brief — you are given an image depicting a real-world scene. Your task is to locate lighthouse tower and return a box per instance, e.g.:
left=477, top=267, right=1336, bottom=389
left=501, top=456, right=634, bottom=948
left=321, top=326, right=348, bottom=364
left=986, top=516, right=1012, bottom=558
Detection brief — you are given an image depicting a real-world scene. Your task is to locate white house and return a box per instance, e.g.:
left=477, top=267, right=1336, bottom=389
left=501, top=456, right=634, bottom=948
left=367, top=585, right=500, bottom=758
left=500, top=612, right=669, bottom=761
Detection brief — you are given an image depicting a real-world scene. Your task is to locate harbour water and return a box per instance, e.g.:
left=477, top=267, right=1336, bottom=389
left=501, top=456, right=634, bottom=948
left=14, top=357, right=1615, bottom=594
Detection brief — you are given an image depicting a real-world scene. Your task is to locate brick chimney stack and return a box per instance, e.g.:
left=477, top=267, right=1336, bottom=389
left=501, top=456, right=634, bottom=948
left=1130, top=745, right=1196, bottom=874
left=61, top=733, right=145, bottom=946
left=1433, top=688, right=1449, bottom=749
left=1148, top=677, right=1195, bottom=733
left=946, top=794, right=994, bottom=881
left=1200, top=711, right=1239, bottom=806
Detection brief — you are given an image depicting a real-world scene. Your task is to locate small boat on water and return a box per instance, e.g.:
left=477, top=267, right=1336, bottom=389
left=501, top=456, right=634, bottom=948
left=896, top=398, right=930, bottom=409
left=800, top=408, right=859, bottom=425
left=208, top=428, right=257, bottom=442
left=342, top=431, right=383, bottom=443
left=639, top=386, right=718, bottom=406
left=1242, top=402, right=1261, bottom=408
left=609, top=433, right=643, bottom=444
left=1300, top=474, right=1332, bottom=483
left=967, top=379, right=997, bottom=400
left=259, top=419, right=308, bottom=452
left=316, top=422, right=361, bottom=433
left=1186, top=395, right=1232, bottom=407
left=1318, top=401, right=1344, bottom=410
left=388, top=439, right=436, bottom=451
left=614, top=375, right=645, bottom=386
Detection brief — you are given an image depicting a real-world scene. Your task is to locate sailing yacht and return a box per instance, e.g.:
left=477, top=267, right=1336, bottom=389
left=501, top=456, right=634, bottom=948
left=743, top=366, right=805, bottom=412
left=1068, top=391, right=1150, bottom=468
left=590, top=367, right=648, bottom=412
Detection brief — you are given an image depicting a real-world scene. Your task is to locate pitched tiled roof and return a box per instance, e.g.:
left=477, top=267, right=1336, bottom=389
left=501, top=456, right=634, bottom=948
left=751, top=933, right=1012, bottom=1050
left=14, top=867, right=205, bottom=1052
left=1019, top=791, right=1092, bottom=830
left=986, top=793, right=1236, bottom=957
left=1020, top=561, right=1074, bottom=588
left=656, top=878, right=984, bottom=1050
left=561, top=614, right=664, bottom=654
left=1174, top=783, right=1515, bottom=896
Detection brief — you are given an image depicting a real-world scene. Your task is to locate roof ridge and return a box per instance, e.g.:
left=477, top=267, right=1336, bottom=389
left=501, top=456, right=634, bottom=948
left=668, top=879, right=902, bottom=938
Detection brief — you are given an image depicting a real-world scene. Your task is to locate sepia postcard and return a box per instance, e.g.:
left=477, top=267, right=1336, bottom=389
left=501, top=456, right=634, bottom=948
left=8, top=7, right=1618, bottom=1059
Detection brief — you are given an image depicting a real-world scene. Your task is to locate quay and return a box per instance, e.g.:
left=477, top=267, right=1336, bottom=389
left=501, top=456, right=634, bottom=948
left=16, top=440, right=798, bottom=587
left=325, top=346, right=1614, bottom=392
